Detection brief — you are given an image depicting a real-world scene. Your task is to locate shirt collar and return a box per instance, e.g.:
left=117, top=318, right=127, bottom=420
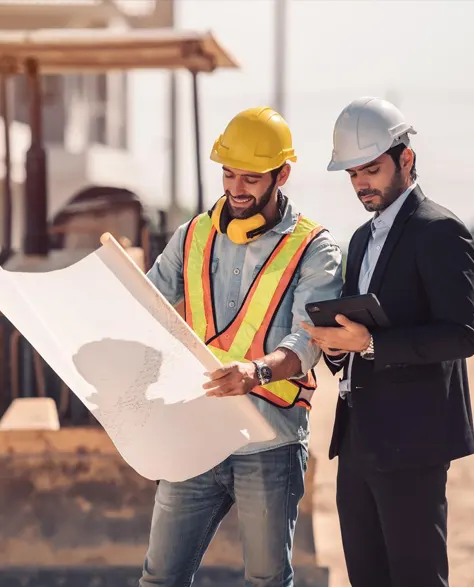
left=270, top=196, right=300, bottom=235
left=372, top=181, right=417, bottom=232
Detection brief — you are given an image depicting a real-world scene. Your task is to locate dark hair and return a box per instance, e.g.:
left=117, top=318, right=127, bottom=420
left=270, top=164, right=285, bottom=181
left=386, top=143, right=417, bottom=181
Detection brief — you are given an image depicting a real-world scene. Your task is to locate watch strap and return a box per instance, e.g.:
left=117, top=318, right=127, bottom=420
left=360, top=335, right=375, bottom=360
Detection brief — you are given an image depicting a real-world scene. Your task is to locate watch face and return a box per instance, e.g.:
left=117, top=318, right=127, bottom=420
left=260, top=365, right=272, bottom=383
left=254, top=361, right=272, bottom=384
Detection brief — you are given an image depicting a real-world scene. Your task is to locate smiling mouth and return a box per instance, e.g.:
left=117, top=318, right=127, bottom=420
left=229, top=195, right=253, bottom=205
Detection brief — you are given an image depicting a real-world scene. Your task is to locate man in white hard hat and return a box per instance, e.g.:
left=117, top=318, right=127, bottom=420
left=303, top=96, right=474, bottom=587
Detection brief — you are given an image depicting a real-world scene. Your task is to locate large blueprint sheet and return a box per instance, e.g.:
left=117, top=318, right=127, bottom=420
left=0, top=234, right=275, bottom=481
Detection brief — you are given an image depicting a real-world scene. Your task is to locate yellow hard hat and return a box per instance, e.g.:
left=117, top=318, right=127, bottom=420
left=210, top=106, right=297, bottom=174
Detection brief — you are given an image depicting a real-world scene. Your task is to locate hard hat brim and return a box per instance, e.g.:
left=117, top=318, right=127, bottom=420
left=210, top=150, right=296, bottom=174
left=327, top=130, right=417, bottom=172
left=327, top=154, right=379, bottom=172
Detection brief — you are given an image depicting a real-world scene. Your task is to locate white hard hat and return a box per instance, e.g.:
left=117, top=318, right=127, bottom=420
left=327, top=96, right=417, bottom=172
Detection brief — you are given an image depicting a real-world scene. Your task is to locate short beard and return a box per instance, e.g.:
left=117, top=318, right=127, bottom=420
left=226, top=177, right=276, bottom=219
left=358, top=169, right=405, bottom=212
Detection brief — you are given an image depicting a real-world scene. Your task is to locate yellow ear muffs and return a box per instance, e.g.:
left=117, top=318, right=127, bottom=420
left=210, top=196, right=228, bottom=233
left=226, top=214, right=266, bottom=245
left=210, top=196, right=267, bottom=245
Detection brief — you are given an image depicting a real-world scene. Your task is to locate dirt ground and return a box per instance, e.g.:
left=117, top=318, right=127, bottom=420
left=309, top=357, right=474, bottom=587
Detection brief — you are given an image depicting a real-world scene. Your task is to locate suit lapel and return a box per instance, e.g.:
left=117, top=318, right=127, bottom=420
left=368, top=185, right=426, bottom=294
left=346, top=222, right=371, bottom=295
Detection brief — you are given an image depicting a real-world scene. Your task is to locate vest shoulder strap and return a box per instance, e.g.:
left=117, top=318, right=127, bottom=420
left=183, top=213, right=216, bottom=341
left=294, top=214, right=326, bottom=237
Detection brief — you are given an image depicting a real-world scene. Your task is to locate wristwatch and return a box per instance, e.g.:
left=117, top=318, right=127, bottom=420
left=252, top=360, right=273, bottom=385
left=360, top=334, right=375, bottom=361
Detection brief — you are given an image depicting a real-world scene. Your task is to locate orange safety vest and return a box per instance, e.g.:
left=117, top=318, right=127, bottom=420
left=183, top=213, right=325, bottom=410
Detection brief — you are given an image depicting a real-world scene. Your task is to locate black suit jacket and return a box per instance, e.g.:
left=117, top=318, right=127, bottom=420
left=327, top=185, right=474, bottom=470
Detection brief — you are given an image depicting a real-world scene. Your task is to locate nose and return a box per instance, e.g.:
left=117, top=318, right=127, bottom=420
left=228, top=175, right=248, bottom=195
left=353, top=176, right=371, bottom=191
left=234, top=176, right=247, bottom=193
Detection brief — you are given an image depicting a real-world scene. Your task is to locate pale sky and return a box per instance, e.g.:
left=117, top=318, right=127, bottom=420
left=137, top=0, right=474, bottom=246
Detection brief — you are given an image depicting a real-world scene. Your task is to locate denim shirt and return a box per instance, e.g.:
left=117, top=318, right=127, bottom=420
left=147, top=197, right=344, bottom=454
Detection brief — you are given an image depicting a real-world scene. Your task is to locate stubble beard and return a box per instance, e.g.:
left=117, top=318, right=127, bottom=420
left=359, top=169, right=406, bottom=212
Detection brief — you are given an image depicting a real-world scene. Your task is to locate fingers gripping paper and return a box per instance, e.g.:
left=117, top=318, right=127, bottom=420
left=0, top=234, right=275, bottom=481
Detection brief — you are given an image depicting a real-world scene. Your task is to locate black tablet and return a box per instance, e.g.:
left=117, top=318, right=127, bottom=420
left=305, top=293, right=390, bottom=329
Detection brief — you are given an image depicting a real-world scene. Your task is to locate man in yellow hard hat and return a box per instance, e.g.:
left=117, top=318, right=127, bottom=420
left=140, top=106, right=343, bottom=587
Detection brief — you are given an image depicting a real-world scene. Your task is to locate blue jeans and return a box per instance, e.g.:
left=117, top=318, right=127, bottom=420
left=139, top=443, right=307, bottom=587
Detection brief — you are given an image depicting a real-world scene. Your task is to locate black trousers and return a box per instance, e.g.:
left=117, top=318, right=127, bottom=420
left=337, top=407, right=449, bottom=587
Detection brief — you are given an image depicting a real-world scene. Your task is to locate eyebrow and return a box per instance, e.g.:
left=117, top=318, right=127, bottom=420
left=347, top=160, right=383, bottom=173
left=223, top=166, right=262, bottom=179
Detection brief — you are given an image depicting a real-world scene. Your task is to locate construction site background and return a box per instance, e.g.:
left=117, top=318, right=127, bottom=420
left=0, top=2, right=473, bottom=587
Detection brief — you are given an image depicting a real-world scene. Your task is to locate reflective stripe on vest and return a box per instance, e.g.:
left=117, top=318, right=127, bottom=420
left=183, top=213, right=325, bottom=409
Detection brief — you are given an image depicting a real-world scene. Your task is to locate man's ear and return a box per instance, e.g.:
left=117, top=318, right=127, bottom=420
left=401, top=148, right=414, bottom=173
left=277, top=163, right=291, bottom=187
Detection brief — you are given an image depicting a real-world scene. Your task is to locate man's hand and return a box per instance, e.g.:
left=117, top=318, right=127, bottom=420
left=301, top=314, right=371, bottom=354
left=203, top=361, right=259, bottom=397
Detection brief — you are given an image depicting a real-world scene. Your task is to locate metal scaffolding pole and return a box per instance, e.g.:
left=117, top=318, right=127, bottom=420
left=0, top=74, right=12, bottom=258
left=274, top=0, right=287, bottom=117
left=191, top=71, right=204, bottom=215
left=24, top=58, right=48, bottom=256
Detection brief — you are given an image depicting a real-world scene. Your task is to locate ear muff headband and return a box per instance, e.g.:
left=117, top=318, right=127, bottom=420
left=209, top=194, right=285, bottom=245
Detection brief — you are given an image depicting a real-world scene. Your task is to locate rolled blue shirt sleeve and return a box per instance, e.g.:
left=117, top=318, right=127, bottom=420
left=146, top=222, right=188, bottom=307
left=277, top=232, right=344, bottom=376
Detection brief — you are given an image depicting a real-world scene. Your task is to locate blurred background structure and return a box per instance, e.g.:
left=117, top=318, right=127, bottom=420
left=0, top=1, right=473, bottom=586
